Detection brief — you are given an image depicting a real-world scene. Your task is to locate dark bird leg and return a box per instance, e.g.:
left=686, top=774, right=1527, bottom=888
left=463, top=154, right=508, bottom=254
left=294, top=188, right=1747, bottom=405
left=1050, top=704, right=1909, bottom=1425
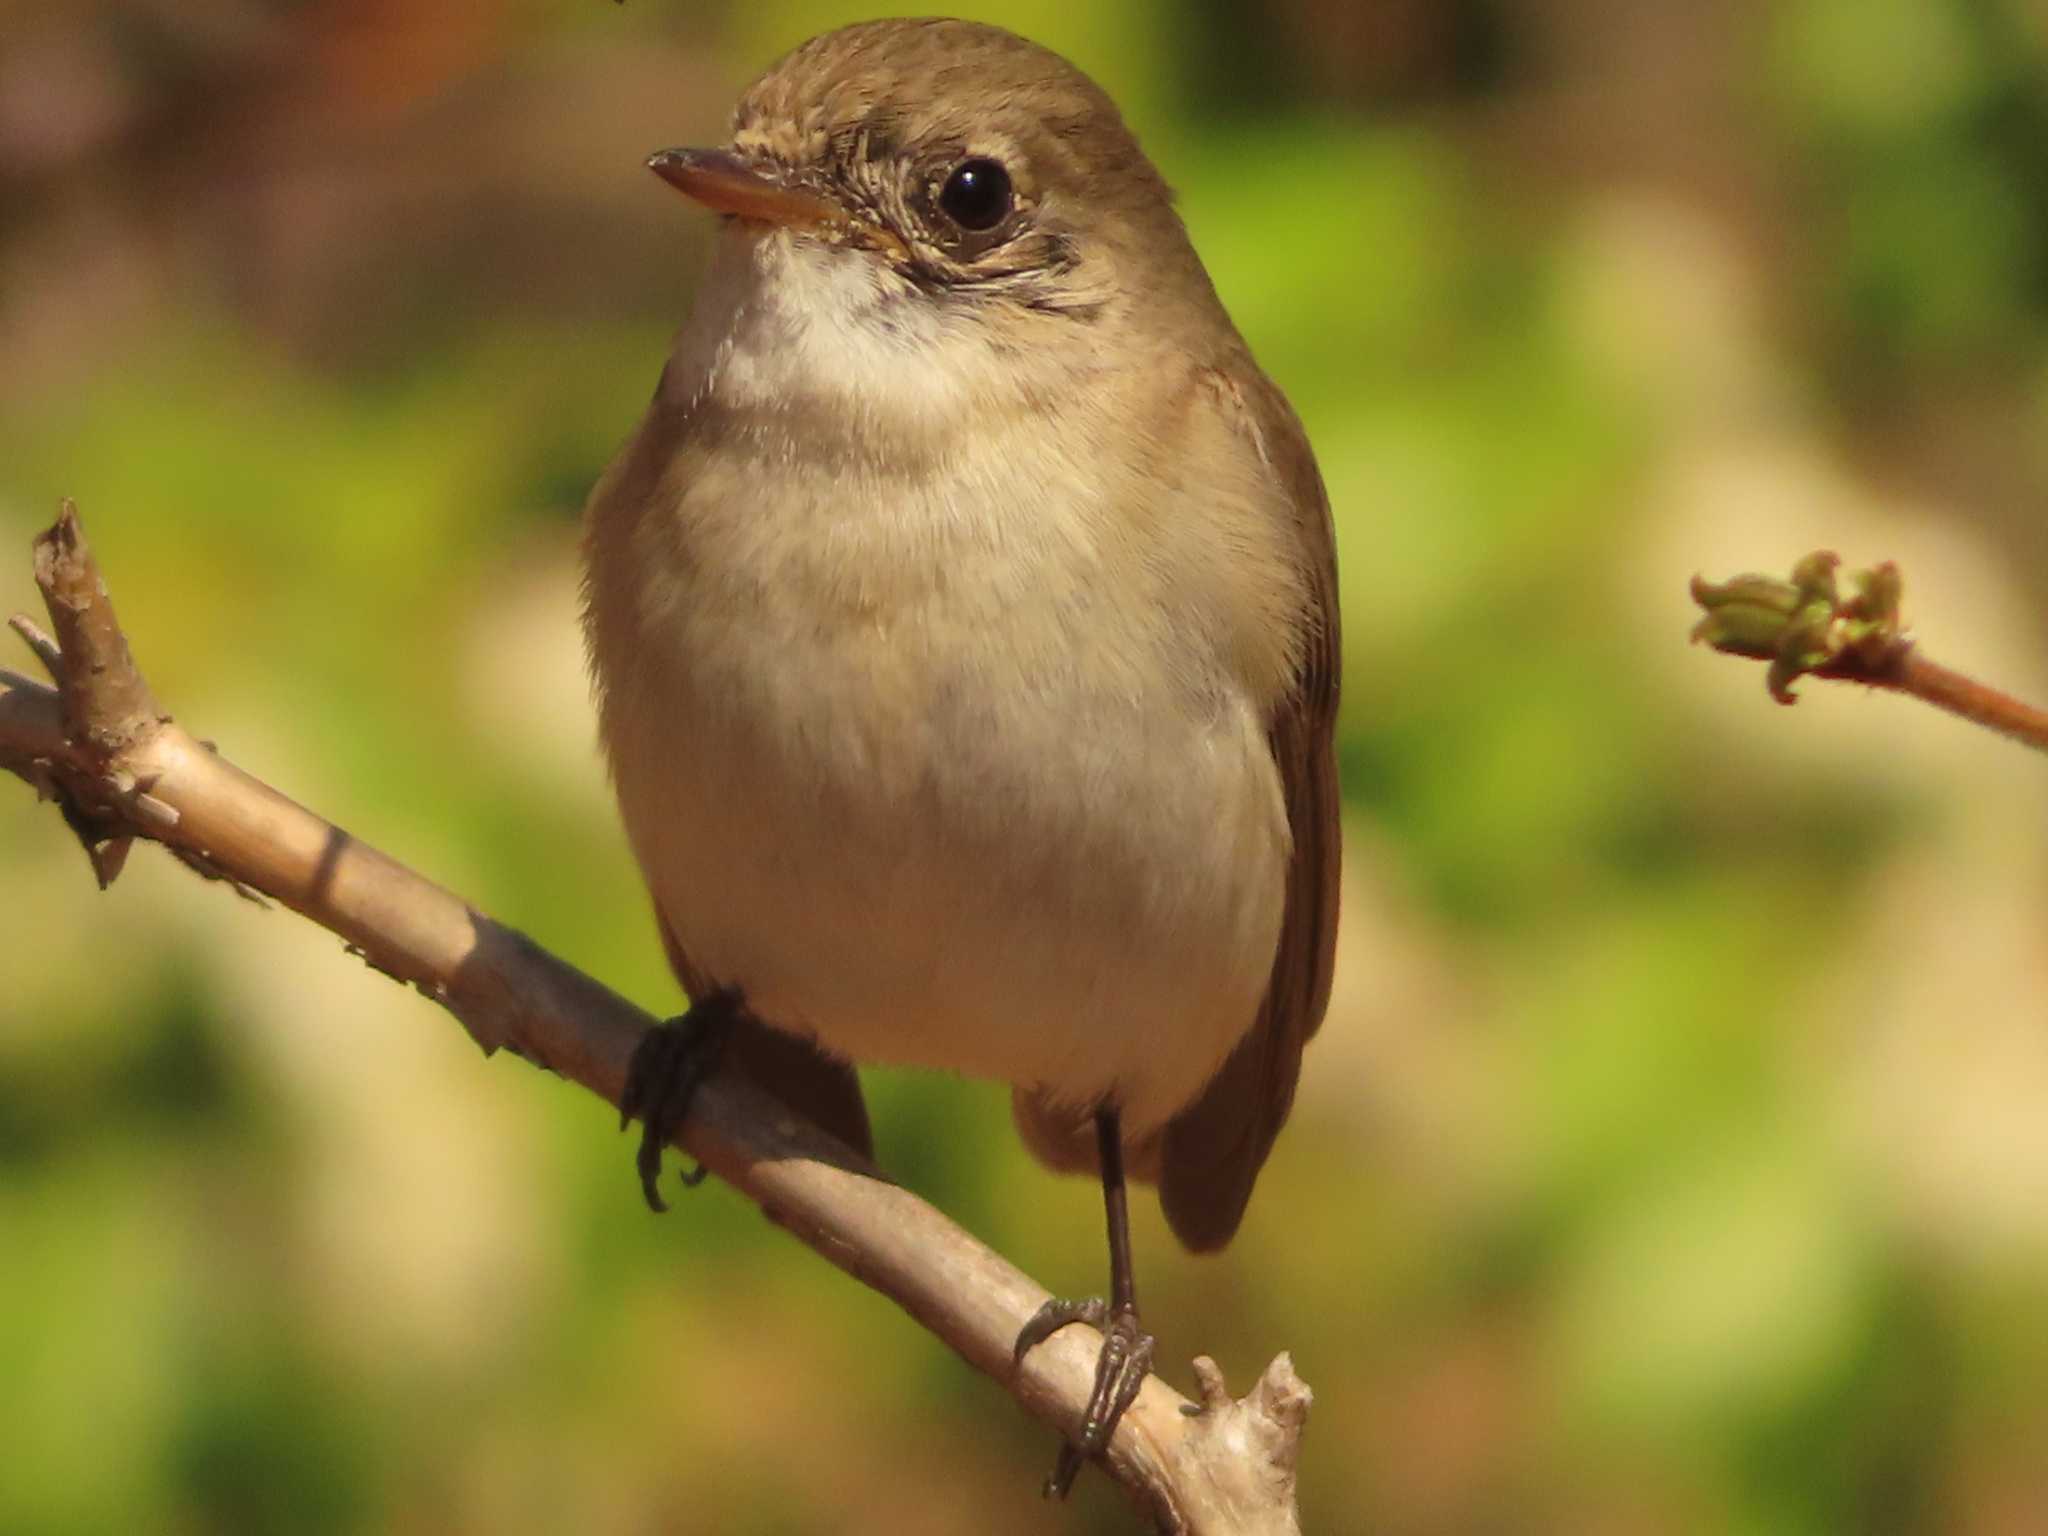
left=618, top=988, right=744, bottom=1211
left=1013, top=1106, right=1156, bottom=1498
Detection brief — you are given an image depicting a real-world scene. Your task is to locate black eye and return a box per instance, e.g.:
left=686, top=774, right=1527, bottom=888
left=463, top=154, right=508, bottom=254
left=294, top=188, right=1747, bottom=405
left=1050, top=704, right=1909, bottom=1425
left=938, top=158, right=1013, bottom=232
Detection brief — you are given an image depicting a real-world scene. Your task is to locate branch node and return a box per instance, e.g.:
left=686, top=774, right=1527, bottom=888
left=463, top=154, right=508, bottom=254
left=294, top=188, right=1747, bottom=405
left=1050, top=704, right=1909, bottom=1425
left=1161, top=1353, right=1310, bottom=1534
left=1189, top=1355, right=1233, bottom=1414
left=31, top=500, right=167, bottom=756
left=132, top=792, right=181, bottom=831
left=1250, top=1353, right=1313, bottom=1466
left=84, top=831, right=134, bottom=888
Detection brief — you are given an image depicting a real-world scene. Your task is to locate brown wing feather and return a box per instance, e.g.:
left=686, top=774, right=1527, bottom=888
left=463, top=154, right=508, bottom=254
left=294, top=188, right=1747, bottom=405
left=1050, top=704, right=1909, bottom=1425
left=657, top=912, right=876, bottom=1161
left=1158, top=364, right=1342, bottom=1253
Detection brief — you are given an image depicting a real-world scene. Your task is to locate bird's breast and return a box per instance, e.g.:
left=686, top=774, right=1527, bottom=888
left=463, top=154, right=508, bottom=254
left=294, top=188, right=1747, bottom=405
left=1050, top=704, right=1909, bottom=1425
left=583, top=238, right=1293, bottom=1131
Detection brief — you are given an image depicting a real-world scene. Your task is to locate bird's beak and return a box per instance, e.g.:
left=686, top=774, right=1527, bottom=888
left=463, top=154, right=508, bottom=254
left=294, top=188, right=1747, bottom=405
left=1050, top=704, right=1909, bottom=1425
left=646, top=147, right=843, bottom=233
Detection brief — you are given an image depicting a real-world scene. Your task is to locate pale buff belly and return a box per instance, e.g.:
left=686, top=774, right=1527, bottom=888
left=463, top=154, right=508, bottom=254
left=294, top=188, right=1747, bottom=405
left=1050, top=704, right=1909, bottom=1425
left=598, top=618, right=1291, bottom=1139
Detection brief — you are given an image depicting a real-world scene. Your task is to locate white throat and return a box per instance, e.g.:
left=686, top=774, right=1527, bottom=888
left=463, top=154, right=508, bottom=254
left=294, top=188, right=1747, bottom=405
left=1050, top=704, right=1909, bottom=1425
left=663, top=227, right=1040, bottom=446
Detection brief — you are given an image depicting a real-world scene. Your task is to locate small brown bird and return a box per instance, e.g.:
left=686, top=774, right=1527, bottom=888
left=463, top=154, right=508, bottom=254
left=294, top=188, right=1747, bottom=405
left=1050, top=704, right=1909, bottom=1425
left=581, top=18, right=1339, bottom=1493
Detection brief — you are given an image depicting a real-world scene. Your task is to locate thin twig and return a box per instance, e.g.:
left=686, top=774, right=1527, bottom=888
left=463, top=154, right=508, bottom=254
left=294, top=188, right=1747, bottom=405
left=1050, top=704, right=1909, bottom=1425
left=1887, top=650, right=2048, bottom=753
left=8, top=614, right=65, bottom=682
left=0, top=505, right=1310, bottom=1535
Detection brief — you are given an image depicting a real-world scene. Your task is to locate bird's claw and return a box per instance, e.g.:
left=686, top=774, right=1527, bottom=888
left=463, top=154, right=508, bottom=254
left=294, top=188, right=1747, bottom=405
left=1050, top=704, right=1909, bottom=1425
left=618, top=990, right=742, bottom=1211
left=1013, top=1295, right=1154, bottom=1499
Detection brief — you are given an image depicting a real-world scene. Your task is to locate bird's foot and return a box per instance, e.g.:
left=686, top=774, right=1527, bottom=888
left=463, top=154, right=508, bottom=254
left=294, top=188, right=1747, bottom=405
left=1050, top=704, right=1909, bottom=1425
left=1013, top=1295, right=1155, bottom=1499
left=618, top=989, right=743, bottom=1211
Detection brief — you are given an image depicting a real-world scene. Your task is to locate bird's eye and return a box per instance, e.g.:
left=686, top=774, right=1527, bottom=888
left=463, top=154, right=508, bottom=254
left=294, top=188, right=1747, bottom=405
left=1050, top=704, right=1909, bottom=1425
left=938, top=158, right=1013, bottom=233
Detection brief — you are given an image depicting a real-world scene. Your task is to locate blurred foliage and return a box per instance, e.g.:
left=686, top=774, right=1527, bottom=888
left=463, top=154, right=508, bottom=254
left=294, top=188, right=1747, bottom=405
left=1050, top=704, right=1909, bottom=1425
left=5, top=2, right=2048, bottom=1533
left=1766, top=0, right=2048, bottom=385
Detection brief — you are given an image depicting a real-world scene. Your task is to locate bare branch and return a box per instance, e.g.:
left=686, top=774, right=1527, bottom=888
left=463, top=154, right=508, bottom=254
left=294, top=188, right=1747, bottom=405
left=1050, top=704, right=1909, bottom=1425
left=1690, top=551, right=2048, bottom=755
left=2, top=505, right=1309, bottom=1535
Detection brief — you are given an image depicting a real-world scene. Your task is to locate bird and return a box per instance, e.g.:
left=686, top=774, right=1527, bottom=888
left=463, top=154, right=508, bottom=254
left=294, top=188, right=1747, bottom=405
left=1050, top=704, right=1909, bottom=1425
left=579, top=17, right=1340, bottom=1495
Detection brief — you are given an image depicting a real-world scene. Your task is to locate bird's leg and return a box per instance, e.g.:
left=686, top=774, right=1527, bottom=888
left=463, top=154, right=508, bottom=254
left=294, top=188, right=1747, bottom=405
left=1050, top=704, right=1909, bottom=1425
left=1012, top=1106, right=1156, bottom=1499
left=618, top=987, right=743, bottom=1211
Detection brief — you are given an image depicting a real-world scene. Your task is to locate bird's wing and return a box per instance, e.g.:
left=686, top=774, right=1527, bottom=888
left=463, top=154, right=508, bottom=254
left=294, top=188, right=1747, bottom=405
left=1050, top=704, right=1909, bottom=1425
left=1158, top=362, right=1342, bottom=1253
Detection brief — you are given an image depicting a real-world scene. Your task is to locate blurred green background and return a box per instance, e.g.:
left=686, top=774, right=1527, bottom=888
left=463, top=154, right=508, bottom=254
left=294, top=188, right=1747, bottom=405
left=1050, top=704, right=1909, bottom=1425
left=5, top=1, right=2048, bottom=1532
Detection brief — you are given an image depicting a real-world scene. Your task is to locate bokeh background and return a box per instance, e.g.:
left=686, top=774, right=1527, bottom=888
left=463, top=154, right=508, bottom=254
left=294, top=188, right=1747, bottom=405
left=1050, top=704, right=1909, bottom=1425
left=5, top=1, right=2048, bottom=1532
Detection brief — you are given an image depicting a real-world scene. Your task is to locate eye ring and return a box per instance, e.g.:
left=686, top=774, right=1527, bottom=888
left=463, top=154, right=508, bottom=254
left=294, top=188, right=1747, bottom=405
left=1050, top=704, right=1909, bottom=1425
left=937, top=157, right=1014, bottom=233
